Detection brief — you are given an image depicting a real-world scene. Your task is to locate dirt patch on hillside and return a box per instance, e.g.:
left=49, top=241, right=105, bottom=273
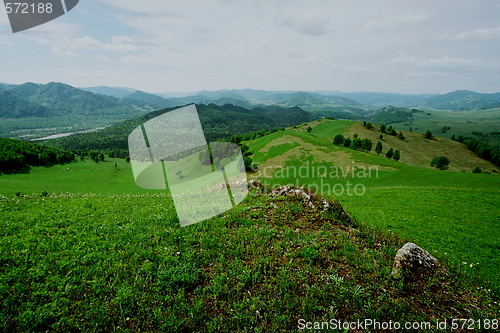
left=343, top=122, right=498, bottom=173
left=252, top=134, right=395, bottom=179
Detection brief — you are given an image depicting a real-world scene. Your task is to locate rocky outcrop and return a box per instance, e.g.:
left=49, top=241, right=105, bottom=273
left=268, top=184, right=353, bottom=225
left=392, top=242, right=446, bottom=276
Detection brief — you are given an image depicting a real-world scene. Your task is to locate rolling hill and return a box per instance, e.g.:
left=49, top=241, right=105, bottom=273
left=0, top=90, right=52, bottom=118
left=80, top=85, right=137, bottom=98
left=0, top=82, right=158, bottom=140
left=5, top=82, right=152, bottom=117
left=0, top=117, right=499, bottom=331
left=243, top=118, right=500, bottom=292
left=422, top=90, right=500, bottom=110
left=41, top=103, right=318, bottom=155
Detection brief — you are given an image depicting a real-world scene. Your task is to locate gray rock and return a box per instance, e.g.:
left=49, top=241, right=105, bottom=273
left=391, top=242, right=445, bottom=276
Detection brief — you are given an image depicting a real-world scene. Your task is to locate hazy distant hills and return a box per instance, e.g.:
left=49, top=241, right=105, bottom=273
left=80, top=86, right=137, bottom=99
left=421, top=90, right=500, bottom=110
left=81, top=85, right=500, bottom=110
left=43, top=103, right=316, bottom=154
left=0, top=82, right=154, bottom=118
left=0, top=90, right=52, bottom=118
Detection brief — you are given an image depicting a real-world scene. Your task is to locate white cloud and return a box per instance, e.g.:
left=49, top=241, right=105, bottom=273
left=119, top=55, right=161, bottom=65
left=72, top=36, right=137, bottom=52
left=423, top=57, right=482, bottom=69
left=276, top=7, right=332, bottom=36
left=359, top=12, right=430, bottom=32
left=92, top=55, right=112, bottom=62
left=52, top=45, right=78, bottom=56
left=388, top=54, right=418, bottom=65
left=451, top=26, right=500, bottom=41
left=389, top=54, right=485, bottom=70
left=33, top=35, right=138, bottom=56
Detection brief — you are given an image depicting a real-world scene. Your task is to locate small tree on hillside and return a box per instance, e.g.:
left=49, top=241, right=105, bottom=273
left=380, top=125, right=386, bottom=133
left=375, top=141, right=383, bottom=155
left=385, top=148, right=394, bottom=159
left=397, top=131, right=405, bottom=140
left=366, top=122, right=373, bottom=130
left=425, top=130, right=433, bottom=139
left=431, top=156, right=450, bottom=170
left=393, top=149, right=400, bottom=161
left=472, top=167, right=482, bottom=173
left=343, top=137, right=352, bottom=148
left=307, top=126, right=312, bottom=134
left=361, top=138, right=373, bottom=152
left=350, top=138, right=362, bottom=150
left=333, top=134, right=345, bottom=145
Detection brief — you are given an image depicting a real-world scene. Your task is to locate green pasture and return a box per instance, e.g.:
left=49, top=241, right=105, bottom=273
left=246, top=120, right=500, bottom=290
left=389, top=108, right=500, bottom=140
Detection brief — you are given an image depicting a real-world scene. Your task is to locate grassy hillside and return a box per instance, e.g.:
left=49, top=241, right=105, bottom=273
left=245, top=119, right=500, bottom=290
left=41, top=104, right=317, bottom=156
left=386, top=107, right=500, bottom=142
left=0, top=82, right=156, bottom=140
left=422, top=90, right=500, bottom=110
left=1, top=180, right=499, bottom=331
left=343, top=122, right=497, bottom=172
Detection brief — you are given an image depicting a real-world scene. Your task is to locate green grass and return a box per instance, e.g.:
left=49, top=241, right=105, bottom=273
left=246, top=119, right=500, bottom=291
left=388, top=108, right=500, bottom=140
left=1, top=119, right=500, bottom=331
left=1, top=191, right=498, bottom=332
left=0, top=158, right=161, bottom=197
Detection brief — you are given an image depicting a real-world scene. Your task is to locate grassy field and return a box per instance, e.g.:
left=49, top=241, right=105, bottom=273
left=0, top=158, right=160, bottom=197
left=245, top=119, right=500, bottom=290
left=386, top=108, right=500, bottom=140
left=1, top=120, right=500, bottom=331
left=1, top=188, right=499, bottom=331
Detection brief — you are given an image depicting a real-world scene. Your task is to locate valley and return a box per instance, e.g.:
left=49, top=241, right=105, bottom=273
left=1, top=86, right=499, bottom=331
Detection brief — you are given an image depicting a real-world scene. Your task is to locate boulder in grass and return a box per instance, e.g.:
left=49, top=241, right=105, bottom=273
left=391, top=242, right=446, bottom=276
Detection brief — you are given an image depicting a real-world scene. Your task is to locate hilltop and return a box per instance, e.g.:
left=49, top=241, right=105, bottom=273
left=0, top=178, right=498, bottom=331
left=243, top=118, right=500, bottom=294
left=343, top=121, right=497, bottom=172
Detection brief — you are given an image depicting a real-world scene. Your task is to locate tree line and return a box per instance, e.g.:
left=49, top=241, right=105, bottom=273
left=0, top=138, right=74, bottom=172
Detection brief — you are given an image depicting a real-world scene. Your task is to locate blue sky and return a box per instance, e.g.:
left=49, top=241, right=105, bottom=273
left=1, top=0, right=500, bottom=94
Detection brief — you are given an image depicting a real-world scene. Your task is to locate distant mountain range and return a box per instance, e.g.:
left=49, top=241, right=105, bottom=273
left=80, top=86, right=137, bottom=99
left=42, top=103, right=316, bottom=155
left=81, top=85, right=500, bottom=110
left=2, top=81, right=500, bottom=140
left=0, top=82, right=154, bottom=119
left=420, top=90, right=500, bottom=110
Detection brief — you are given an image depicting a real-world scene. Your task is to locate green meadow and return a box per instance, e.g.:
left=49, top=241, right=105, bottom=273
left=389, top=107, right=500, bottom=140
left=246, top=119, right=500, bottom=290
left=1, top=119, right=500, bottom=331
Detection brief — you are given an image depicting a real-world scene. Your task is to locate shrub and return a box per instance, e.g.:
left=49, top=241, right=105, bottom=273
left=393, top=150, right=400, bottom=161
left=333, top=134, right=345, bottom=146
left=431, top=156, right=450, bottom=170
